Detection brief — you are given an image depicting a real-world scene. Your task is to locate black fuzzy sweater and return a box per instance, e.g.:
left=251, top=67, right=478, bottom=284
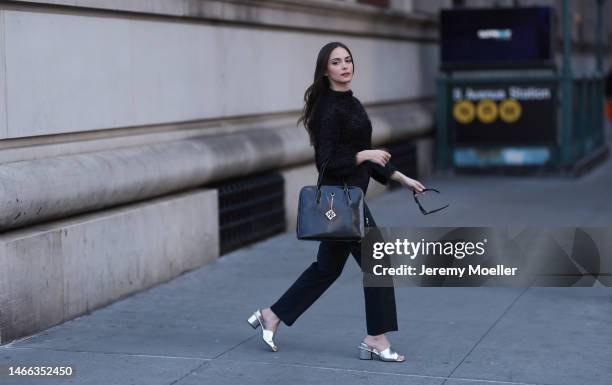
left=311, top=87, right=397, bottom=195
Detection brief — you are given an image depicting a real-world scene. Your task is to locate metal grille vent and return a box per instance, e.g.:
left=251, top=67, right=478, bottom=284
left=213, top=172, right=286, bottom=255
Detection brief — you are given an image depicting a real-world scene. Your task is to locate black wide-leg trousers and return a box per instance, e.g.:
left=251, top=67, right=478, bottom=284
left=271, top=204, right=398, bottom=336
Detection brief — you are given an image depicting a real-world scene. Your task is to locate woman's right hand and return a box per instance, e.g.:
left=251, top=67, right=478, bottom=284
left=356, top=149, right=391, bottom=167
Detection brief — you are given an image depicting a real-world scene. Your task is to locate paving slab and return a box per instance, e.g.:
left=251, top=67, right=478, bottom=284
left=174, top=359, right=444, bottom=385
left=449, top=288, right=612, bottom=385
left=0, top=347, right=205, bottom=385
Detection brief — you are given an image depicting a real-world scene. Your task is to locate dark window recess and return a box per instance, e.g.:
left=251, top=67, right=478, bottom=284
left=358, top=0, right=390, bottom=7
left=385, top=140, right=418, bottom=190
left=212, top=172, right=286, bottom=255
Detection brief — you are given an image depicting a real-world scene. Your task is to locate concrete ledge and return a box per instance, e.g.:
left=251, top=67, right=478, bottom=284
left=0, top=101, right=433, bottom=164
left=0, top=188, right=218, bottom=344
left=0, top=129, right=292, bottom=231
left=0, top=102, right=433, bottom=231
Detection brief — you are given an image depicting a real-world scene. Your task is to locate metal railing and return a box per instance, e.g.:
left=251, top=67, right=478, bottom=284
left=571, top=74, right=606, bottom=162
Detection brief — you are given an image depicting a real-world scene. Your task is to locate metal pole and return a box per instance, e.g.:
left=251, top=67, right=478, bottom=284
left=560, top=0, right=573, bottom=167
left=435, top=75, right=449, bottom=171
left=595, top=0, right=605, bottom=145
left=596, top=0, right=604, bottom=73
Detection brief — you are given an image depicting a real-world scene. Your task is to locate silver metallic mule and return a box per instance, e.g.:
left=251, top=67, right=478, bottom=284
left=358, top=341, right=405, bottom=362
left=247, top=309, right=278, bottom=352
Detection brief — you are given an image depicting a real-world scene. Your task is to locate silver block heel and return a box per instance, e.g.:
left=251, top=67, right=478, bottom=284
left=247, top=313, right=260, bottom=329
left=359, top=347, right=373, bottom=360
left=246, top=309, right=278, bottom=352
left=358, top=342, right=405, bottom=362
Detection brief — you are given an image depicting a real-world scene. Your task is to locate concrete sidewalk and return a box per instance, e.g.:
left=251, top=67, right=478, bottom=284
left=2, top=157, right=612, bottom=385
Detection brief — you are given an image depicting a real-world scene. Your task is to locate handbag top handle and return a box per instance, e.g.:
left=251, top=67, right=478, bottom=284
left=315, top=155, right=353, bottom=204
left=316, top=156, right=350, bottom=188
left=316, top=156, right=332, bottom=190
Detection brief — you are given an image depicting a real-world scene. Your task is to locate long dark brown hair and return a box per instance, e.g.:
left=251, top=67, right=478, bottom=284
left=297, top=42, right=355, bottom=146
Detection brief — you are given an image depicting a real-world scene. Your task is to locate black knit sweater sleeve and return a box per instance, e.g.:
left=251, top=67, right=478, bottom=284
left=313, top=104, right=359, bottom=178
left=369, top=160, right=397, bottom=186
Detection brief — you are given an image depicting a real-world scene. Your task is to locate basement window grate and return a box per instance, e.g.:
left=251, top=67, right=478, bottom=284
left=212, top=172, right=286, bottom=255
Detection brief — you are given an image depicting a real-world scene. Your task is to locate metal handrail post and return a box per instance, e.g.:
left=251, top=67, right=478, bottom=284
left=560, top=0, right=573, bottom=167
left=435, top=74, right=450, bottom=171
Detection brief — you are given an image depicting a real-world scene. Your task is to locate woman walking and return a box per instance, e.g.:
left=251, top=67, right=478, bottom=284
left=247, top=42, right=425, bottom=362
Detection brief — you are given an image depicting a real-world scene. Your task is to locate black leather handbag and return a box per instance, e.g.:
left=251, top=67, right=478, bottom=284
left=296, top=157, right=365, bottom=241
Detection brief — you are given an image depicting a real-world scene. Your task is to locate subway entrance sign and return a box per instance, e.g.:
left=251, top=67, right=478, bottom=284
left=451, top=84, right=556, bottom=144
left=448, top=82, right=557, bottom=167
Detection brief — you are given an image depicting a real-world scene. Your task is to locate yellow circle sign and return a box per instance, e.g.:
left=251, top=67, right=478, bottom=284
left=476, top=99, right=498, bottom=124
left=499, top=99, right=522, bottom=123
left=452, top=100, right=475, bottom=124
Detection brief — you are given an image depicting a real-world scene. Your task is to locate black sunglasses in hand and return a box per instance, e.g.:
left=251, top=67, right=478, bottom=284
left=413, top=188, right=450, bottom=215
